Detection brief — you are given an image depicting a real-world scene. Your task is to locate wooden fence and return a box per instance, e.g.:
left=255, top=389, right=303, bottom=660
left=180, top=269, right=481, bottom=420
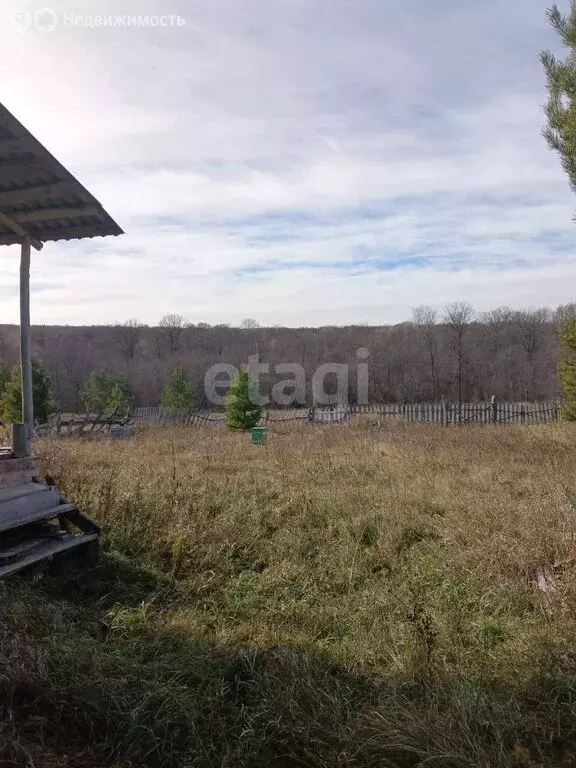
left=131, top=401, right=563, bottom=428
left=132, top=406, right=226, bottom=426
left=34, top=414, right=133, bottom=439
left=29, top=400, right=564, bottom=441
left=348, top=401, right=562, bottom=425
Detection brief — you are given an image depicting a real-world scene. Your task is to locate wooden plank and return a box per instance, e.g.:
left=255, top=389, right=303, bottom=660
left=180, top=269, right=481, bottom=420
left=0, top=502, right=75, bottom=533
left=57, top=505, right=100, bottom=535
left=0, top=456, right=37, bottom=472
left=0, top=533, right=98, bottom=579
left=0, top=214, right=42, bottom=250
left=0, top=535, right=52, bottom=562
left=0, top=180, right=80, bottom=207
left=19, top=238, right=33, bottom=451
left=0, top=456, right=39, bottom=488
left=11, top=205, right=100, bottom=223
left=0, top=137, right=38, bottom=155
left=0, top=467, right=38, bottom=489
left=26, top=224, right=109, bottom=241
left=0, top=485, right=60, bottom=532
left=0, top=157, right=52, bottom=173
left=0, top=483, right=52, bottom=504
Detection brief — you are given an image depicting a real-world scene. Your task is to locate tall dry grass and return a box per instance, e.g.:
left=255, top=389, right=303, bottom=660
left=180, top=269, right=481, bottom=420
left=2, top=422, right=576, bottom=766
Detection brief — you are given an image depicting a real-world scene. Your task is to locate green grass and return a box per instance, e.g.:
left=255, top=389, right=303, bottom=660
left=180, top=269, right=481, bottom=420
left=2, top=422, right=576, bottom=766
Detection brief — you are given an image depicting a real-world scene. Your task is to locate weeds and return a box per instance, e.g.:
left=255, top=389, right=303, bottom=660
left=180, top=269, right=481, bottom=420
left=0, top=423, right=575, bottom=766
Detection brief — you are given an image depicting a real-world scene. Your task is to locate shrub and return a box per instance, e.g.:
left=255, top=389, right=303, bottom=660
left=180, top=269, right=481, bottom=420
left=81, top=370, right=133, bottom=419
left=559, top=320, right=576, bottom=420
left=0, top=363, right=8, bottom=397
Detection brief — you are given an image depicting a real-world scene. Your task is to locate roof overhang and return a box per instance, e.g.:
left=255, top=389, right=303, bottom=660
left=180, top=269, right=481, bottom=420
left=0, top=104, right=123, bottom=251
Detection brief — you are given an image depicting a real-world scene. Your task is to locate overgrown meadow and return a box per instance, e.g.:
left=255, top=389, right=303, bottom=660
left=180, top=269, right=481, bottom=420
left=2, top=422, right=576, bottom=767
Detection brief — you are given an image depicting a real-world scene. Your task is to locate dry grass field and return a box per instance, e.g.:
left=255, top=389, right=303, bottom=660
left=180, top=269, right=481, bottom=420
left=2, top=422, right=576, bottom=767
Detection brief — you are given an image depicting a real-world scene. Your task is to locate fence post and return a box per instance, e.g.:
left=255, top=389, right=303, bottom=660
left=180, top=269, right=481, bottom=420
left=491, top=395, right=498, bottom=424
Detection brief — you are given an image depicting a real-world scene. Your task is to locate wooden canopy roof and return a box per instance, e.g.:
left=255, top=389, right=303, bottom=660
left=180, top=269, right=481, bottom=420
left=0, top=104, right=123, bottom=251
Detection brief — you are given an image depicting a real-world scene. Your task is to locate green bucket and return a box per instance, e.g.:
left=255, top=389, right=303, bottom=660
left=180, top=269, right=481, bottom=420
left=251, top=427, right=268, bottom=445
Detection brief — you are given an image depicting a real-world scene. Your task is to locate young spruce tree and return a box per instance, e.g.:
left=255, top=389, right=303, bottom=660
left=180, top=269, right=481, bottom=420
left=226, top=368, right=261, bottom=430
left=162, top=366, right=196, bottom=411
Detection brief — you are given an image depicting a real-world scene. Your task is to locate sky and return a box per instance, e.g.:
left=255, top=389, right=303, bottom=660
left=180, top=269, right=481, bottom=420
left=0, top=0, right=574, bottom=327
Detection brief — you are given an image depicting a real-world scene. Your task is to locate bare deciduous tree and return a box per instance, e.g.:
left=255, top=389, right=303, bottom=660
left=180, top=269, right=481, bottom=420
left=116, top=319, right=144, bottom=366
left=413, top=305, right=439, bottom=401
left=1, top=301, right=572, bottom=411
left=158, top=313, right=186, bottom=354
left=240, top=318, right=260, bottom=329
left=514, top=309, right=550, bottom=365
left=443, top=302, right=475, bottom=409
left=513, top=308, right=551, bottom=398
left=556, top=303, right=576, bottom=328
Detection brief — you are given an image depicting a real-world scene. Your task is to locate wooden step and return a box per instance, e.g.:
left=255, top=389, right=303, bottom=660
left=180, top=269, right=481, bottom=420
left=0, top=484, right=61, bottom=533
left=0, top=483, right=53, bottom=503
left=0, top=533, right=98, bottom=579
left=0, top=502, right=76, bottom=534
left=0, top=525, right=62, bottom=562
left=0, top=457, right=39, bottom=488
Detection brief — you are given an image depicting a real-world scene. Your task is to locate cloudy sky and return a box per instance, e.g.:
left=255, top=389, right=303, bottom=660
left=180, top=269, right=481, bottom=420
left=0, top=0, right=573, bottom=326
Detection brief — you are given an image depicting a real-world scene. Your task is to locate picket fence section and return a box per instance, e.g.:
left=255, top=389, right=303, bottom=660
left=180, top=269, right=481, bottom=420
left=131, top=401, right=563, bottom=428
left=132, top=406, right=226, bottom=426
left=349, top=402, right=561, bottom=425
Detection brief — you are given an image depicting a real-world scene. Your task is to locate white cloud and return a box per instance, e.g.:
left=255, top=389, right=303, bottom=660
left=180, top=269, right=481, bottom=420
left=0, top=0, right=574, bottom=326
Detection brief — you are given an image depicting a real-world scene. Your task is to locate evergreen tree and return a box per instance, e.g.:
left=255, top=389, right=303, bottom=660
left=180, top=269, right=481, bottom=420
left=226, top=368, right=261, bottom=429
left=0, top=364, right=8, bottom=399
left=162, top=366, right=196, bottom=411
left=1, top=360, right=55, bottom=425
left=538, top=8, right=576, bottom=418
left=81, top=370, right=133, bottom=419
left=542, top=4, right=576, bottom=195
left=560, top=320, right=576, bottom=420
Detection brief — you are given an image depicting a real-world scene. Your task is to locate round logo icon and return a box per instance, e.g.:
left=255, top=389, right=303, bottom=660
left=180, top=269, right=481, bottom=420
left=10, top=10, right=33, bottom=32
left=34, top=8, right=58, bottom=32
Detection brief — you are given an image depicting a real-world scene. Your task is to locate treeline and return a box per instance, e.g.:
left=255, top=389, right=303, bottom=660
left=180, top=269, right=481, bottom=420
left=0, top=303, right=573, bottom=412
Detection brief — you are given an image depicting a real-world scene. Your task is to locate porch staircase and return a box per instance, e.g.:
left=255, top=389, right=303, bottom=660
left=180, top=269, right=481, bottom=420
left=0, top=450, right=99, bottom=578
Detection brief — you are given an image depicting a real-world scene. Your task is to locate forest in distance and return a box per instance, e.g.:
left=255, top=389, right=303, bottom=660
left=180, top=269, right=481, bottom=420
left=0, top=302, right=574, bottom=412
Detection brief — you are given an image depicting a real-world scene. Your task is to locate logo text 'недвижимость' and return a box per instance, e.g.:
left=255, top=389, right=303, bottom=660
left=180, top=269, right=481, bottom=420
left=10, top=9, right=186, bottom=33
